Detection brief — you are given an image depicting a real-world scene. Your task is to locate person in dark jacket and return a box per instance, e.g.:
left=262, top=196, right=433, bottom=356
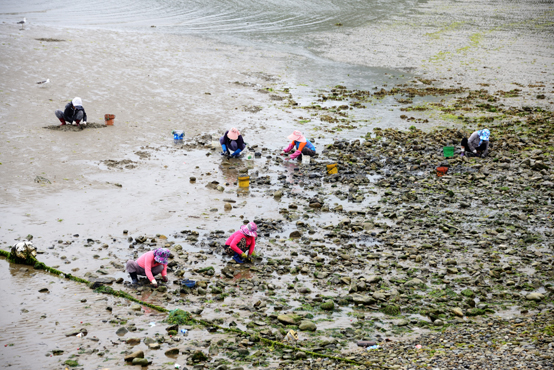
left=220, top=127, right=246, bottom=158
left=461, top=128, right=490, bottom=157
left=55, top=97, right=87, bottom=127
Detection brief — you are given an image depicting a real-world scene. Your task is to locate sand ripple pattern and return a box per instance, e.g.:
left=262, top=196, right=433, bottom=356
left=0, top=0, right=418, bottom=34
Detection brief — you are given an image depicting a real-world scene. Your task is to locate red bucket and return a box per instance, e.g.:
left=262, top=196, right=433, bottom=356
left=104, top=114, right=115, bottom=126
left=436, top=166, right=449, bottom=177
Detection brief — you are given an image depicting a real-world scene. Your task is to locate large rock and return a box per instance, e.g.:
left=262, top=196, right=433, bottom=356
left=132, top=358, right=150, bottom=366
left=350, top=294, right=375, bottom=305
left=299, top=320, right=317, bottom=332
left=124, top=350, right=144, bottom=362
left=277, top=314, right=300, bottom=325
left=366, top=275, right=381, bottom=284
left=165, top=347, right=180, bottom=356
left=451, top=307, right=464, bottom=317
left=372, top=292, right=387, bottom=301
left=320, top=300, right=334, bottom=311
left=125, top=337, right=141, bottom=345
left=189, top=350, right=208, bottom=362
left=404, top=278, right=424, bottom=287
left=526, top=292, right=544, bottom=301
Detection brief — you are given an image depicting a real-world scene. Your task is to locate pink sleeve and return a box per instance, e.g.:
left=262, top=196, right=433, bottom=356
left=289, top=149, right=302, bottom=159
left=144, top=254, right=155, bottom=282
left=283, top=143, right=294, bottom=153
left=228, top=233, right=245, bottom=254
left=247, top=236, right=256, bottom=255
left=161, top=264, right=168, bottom=277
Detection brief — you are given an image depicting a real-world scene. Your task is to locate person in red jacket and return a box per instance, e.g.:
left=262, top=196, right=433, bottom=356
left=125, top=248, right=170, bottom=286
left=224, top=222, right=257, bottom=263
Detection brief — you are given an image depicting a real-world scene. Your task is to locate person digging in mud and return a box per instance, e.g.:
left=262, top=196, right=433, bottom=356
left=55, top=97, right=88, bottom=128
left=125, top=248, right=170, bottom=286
left=461, top=128, right=490, bottom=158
left=281, top=130, right=316, bottom=161
left=224, top=221, right=257, bottom=264
left=220, top=127, right=246, bottom=158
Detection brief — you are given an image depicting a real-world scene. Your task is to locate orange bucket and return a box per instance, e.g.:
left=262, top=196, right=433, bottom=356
left=104, top=114, right=115, bottom=126
left=436, top=166, right=449, bottom=177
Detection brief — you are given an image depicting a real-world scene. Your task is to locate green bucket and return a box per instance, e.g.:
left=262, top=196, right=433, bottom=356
left=443, top=146, right=454, bottom=157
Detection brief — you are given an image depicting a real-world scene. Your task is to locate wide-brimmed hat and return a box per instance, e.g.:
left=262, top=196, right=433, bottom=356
left=153, top=248, right=170, bottom=264
left=240, top=222, right=258, bottom=238
left=72, top=97, right=82, bottom=107
left=287, top=130, right=306, bottom=142
left=227, top=128, right=240, bottom=141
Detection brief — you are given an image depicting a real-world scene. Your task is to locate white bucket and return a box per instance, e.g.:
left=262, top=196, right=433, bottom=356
left=302, top=155, right=311, bottom=165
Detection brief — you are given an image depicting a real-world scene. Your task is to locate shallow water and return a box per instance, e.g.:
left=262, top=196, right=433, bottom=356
left=1, top=0, right=418, bottom=37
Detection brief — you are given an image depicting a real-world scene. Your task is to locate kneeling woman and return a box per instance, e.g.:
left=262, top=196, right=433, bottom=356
left=126, top=248, right=170, bottom=286
left=220, top=127, right=246, bottom=158
left=282, top=130, right=316, bottom=160
left=461, top=129, right=490, bottom=157
left=224, top=222, right=257, bottom=263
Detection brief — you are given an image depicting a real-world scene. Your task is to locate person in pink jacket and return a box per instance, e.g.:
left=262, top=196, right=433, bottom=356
left=224, top=222, right=257, bottom=263
left=125, top=248, right=170, bottom=286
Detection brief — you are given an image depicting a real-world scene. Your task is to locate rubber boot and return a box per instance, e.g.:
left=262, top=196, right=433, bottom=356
left=129, top=272, right=139, bottom=284
left=58, top=118, right=66, bottom=125
left=233, top=253, right=245, bottom=264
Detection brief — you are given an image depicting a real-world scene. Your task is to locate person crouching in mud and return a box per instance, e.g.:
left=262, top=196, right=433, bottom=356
left=282, top=130, right=316, bottom=161
left=220, top=127, right=246, bottom=158
left=55, top=97, right=88, bottom=127
left=224, top=222, right=257, bottom=264
left=126, top=248, right=170, bottom=286
left=461, top=129, right=490, bottom=158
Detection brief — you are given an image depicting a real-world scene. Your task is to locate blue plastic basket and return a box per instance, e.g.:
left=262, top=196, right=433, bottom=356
left=180, top=279, right=196, bottom=288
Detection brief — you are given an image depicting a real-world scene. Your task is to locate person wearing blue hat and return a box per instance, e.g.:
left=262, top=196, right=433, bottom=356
left=461, top=129, right=490, bottom=157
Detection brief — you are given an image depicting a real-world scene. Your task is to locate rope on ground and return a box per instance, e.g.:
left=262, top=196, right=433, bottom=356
left=0, top=249, right=387, bottom=369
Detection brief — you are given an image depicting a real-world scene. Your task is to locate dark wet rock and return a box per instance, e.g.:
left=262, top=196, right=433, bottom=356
left=126, top=337, right=141, bottom=345
left=39, top=288, right=49, bottom=293
left=189, top=350, right=208, bottom=362
left=116, top=327, right=128, bottom=336
left=289, top=231, right=302, bottom=239
left=165, top=347, right=180, bottom=356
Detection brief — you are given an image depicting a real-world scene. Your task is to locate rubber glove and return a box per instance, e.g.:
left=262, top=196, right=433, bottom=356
left=250, top=252, right=257, bottom=258
left=161, top=275, right=168, bottom=282
left=472, top=149, right=477, bottom=154
left=82, top=121, right=87, bottom=126
left=64, top=121, right=71, bottom=125
left=221, top=144, right=227, bottom=154
left=72, top=121, right=77, bottom=125
left=231, top=149, right=242, bottom=157
left=240, top=252, right=247, bottom=259
left=284, top=157, right=291, bottom=161
left=151, top=279, right=158, bottom=287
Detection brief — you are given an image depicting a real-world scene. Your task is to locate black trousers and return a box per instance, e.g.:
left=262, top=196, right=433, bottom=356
left=461, top=138, right=487, bottom=156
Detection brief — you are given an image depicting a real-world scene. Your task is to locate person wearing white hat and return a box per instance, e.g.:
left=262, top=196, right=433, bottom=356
left=54, top=97, right=88, bottom=127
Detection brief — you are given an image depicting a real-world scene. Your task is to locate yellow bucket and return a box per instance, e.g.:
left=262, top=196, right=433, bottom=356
left=327, top=163, right=338, bottom=175
left=238, top=176, right=250, bottom=188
